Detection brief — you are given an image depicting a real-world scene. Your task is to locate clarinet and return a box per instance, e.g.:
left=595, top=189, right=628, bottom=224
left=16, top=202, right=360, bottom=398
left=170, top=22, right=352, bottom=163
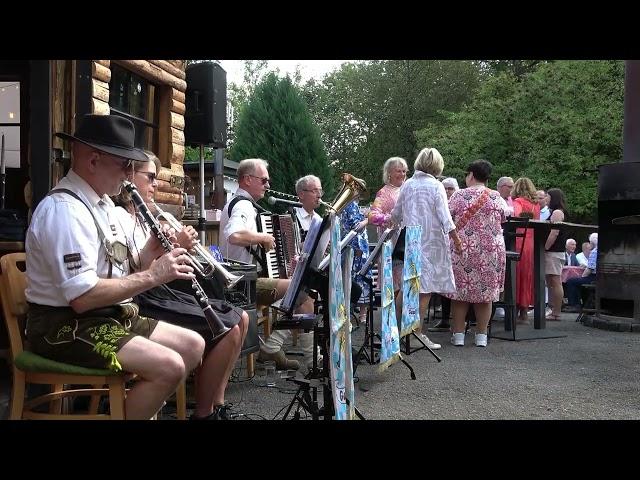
left=122, top=181, right=231, bottom=343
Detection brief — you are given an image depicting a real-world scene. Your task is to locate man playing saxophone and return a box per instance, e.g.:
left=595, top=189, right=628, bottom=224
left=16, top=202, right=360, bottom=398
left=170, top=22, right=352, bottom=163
left=293, top=175, right=323, bottom=243
left=220, top=159, right=317, bottom=371
left=113, top=152, right=249, bottom=421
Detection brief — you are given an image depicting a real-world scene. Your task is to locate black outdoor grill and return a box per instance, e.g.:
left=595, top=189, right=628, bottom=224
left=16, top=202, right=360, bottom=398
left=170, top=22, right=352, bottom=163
left=596, top=161, right=640, bottom=324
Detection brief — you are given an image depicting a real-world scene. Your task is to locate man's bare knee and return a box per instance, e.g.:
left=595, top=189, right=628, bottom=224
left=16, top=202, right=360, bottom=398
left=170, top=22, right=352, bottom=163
left=155, top=351, right=187, bottom=387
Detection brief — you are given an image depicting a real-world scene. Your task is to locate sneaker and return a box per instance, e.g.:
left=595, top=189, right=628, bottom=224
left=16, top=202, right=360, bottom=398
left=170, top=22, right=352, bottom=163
left=451, top=332, right=465, bottom=346
left=427, top=319, right=451, bottom=332
left=494, top=307, right=505, bottom=318
left=257, top=349, right=300, bottom=370
left=416, top=333, right=441, bottom=350
left=475, top=333, right=488, bottom=347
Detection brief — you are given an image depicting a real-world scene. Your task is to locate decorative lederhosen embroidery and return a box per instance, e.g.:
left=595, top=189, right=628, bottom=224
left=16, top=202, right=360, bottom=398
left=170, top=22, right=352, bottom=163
left=42, top=303, right=141, bottom=372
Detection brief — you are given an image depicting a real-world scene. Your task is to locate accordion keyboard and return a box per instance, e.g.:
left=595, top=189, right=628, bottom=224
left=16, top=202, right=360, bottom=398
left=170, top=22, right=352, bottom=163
left=257, top=213, right=280, bottom=279
left=271, top=214, right=297, bottom=278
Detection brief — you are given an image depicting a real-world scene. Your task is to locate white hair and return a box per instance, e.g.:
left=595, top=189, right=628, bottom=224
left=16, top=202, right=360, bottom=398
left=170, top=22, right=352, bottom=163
left=566, top=238, right=576, bottom=247
left=442, top=177, right=459, bottom=190
left=382, top=157, right=408, bottom=184
left=589, top=232, right=598, bottom=247
left=295, top=175, right=321, bottom=194
left=497, top=176, right=514, bottom=188
left=237, top=158, right=269, bottom=179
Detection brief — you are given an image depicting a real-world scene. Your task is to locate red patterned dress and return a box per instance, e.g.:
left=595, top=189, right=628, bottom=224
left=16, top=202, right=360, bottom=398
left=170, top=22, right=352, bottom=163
left=444, top=185, right=506, bottom=303
left=512, top=197, right=540, bottom=309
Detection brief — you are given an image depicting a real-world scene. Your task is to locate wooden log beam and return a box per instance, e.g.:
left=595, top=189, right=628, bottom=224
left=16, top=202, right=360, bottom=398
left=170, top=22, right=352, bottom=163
left=92, top=61, right=111, bottom=83
left=170, top=97, right=186, bottom=115
left=171, top=127, right=185, bottom=146
left=157, top=164, right=185, bottom=182
left=171, top=111, right=184, bottom=130
left=149, top=60, right=186, bottom=80
left=154, top=190, right=183, bottom=205
left=114, top=60, right=186, bottom=92
left=168, top=60, right=186, bottom=70
left=95, top=60, right=111, bottom=68
left=156, top=178, right=183, bottom=195
left=92, top=98, right=110, bottom=115
left=169, top=143, right=185, bottom=164
left=172, top=88, right=185, bottom=104
left=92, top=79, right=109, bottom=103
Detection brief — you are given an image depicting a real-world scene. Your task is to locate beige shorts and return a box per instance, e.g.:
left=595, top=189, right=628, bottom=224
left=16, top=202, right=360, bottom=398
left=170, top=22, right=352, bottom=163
left=544, top=251, right=565, bottom=276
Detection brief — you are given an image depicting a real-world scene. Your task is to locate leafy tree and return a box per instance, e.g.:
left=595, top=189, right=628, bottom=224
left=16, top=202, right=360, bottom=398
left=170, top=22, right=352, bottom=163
left=417, top=60, right=624, bottom=223
left=303, top=60, right=483, bottom=197
left=229, top=72, right=334, bottom=202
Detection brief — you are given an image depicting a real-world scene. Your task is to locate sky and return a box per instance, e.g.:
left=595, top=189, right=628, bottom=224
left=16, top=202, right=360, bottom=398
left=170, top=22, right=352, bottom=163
left=218, top=60, right=350, bottom=86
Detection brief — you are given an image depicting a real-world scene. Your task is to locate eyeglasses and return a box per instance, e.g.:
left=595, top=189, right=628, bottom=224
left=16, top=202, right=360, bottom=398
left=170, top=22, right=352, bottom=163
left=136, top=171, right=157, bottom=183
left=303, top=188, right=324, bottom=197
left=246, top=174, right=270, bottom=185
left=100, top=152, right=133, bottom=170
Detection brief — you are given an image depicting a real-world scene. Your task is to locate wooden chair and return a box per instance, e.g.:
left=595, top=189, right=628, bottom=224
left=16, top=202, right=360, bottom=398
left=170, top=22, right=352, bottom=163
left=0, top=252, right=187, bottom=420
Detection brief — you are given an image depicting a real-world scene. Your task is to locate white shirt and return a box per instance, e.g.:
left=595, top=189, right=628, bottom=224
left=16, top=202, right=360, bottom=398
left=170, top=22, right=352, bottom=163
left=219, top=188, right=258, bottom=264
left=391, top=171, right=456, bottom=294
left=576, top=252, right=589, bottom=267
left=25, top=169, right=130, bottom=306
left=540, top=206, right=551, bottom=221
left=294, top=206, right=321, bottom=233
left=499, top=196, right=514, bottom=217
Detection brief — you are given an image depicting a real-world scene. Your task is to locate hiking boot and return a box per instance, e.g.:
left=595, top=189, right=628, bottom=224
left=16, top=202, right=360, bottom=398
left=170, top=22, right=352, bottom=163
left=257, top=349, right=300, bottom=370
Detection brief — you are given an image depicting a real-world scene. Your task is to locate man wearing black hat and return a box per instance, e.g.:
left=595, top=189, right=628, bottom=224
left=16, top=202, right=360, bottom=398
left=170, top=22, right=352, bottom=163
left=25, top=114, right=205, bottom=420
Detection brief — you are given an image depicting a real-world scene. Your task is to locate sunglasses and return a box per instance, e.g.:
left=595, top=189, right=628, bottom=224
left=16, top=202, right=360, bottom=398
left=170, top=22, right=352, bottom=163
left=246, top=174, right=270, bottom=185
left=136, top=171, right=157, bottom=182
left=99, top=152, right=133, bottom=170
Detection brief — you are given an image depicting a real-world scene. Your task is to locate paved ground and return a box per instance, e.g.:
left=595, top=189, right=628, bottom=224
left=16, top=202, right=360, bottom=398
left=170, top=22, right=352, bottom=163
left=2, top=310, right=639, bottom=420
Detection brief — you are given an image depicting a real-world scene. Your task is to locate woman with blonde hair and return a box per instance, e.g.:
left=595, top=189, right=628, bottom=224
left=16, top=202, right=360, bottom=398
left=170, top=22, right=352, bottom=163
left=511, top=177, right=540, bottom=324
left=368, top=156, right=408, bottom=318
left=390, top=147, right=462, bottom=350
left=113, top=152, right=249, bottom=420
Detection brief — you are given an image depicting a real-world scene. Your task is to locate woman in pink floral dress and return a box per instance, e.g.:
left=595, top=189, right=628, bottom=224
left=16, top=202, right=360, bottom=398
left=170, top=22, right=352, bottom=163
left=444, top=160, right=506, bottom=348
left=368, top=157, right=408, bottom=318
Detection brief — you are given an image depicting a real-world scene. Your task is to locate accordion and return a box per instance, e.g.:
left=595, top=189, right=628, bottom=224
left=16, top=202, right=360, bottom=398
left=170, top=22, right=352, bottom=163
left=257, top=213, right=301, bottom=279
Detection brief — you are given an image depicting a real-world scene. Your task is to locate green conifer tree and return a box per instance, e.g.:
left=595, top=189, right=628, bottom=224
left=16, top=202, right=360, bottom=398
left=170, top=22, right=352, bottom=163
left=230, top=73, right=334, bottom=202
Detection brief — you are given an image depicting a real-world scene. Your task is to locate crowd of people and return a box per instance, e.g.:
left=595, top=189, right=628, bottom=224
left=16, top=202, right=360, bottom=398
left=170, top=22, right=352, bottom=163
left=20, top=113, right=599, bottom=420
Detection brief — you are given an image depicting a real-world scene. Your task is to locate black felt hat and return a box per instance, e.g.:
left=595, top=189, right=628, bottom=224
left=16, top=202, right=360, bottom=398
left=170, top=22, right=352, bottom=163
left=56, top=114, right=149, bottom=162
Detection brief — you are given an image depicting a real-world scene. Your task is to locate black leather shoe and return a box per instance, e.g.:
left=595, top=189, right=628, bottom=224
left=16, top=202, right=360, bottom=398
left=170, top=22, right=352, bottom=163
left=427, top=319, right=451, bottom=332
left=190, top=404, right=234, bottom=420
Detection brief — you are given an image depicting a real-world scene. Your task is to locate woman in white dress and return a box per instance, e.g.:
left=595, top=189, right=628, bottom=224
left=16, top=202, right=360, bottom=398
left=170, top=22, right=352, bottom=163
left=391, top=147, right=462, bottom=349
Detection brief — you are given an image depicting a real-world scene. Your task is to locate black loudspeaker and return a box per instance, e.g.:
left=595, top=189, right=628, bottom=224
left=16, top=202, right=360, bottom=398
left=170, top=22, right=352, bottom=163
left=184, top=62, right=227, bottom=147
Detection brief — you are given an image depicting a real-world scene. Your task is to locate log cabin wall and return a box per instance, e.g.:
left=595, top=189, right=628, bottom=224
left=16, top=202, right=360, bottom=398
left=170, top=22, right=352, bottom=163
left=51, top=59, right=188, bottom=218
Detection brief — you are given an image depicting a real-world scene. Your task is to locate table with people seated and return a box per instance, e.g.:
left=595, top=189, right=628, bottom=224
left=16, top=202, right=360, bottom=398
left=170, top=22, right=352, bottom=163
left=526, top=220, right=597, bottom=329
left=561, top=265, right=585, bottom=283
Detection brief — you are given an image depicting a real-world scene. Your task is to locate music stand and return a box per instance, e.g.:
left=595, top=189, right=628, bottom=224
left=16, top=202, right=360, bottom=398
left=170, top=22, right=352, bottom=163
left=352, top=228, right=418, bottom=379
left=275, top=214, right=365, bottom=420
